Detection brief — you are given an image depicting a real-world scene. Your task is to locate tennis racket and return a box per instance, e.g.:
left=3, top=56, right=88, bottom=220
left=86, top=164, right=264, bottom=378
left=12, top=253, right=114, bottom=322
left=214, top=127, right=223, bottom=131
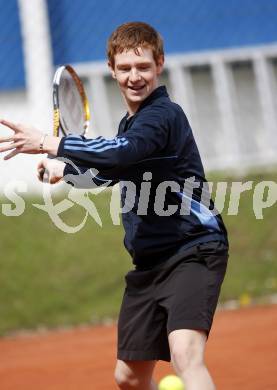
left=52, top=64, right=90, bottom=137
left=40, top=64, right=90, bottom=180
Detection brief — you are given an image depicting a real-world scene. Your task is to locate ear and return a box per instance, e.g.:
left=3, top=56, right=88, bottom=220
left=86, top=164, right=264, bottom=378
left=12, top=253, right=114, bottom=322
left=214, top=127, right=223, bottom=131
left=156, top=55, right=164, bottom=76
left=108, top=61, right=116, bottom=79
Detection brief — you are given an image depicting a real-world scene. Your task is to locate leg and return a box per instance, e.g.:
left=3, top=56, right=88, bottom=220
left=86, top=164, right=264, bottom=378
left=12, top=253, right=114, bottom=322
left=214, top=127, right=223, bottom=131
left=114, top=359, right=158, bottom=390
left=159, top=243, right=228, bottom=389
left=169, top=329, right=216, bottom=390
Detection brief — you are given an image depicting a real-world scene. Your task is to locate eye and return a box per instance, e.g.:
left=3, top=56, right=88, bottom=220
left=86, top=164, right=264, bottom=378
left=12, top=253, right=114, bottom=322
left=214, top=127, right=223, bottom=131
left=138, top=65, right=150, bottom=71
left=118, top=67, right=130, bottom=72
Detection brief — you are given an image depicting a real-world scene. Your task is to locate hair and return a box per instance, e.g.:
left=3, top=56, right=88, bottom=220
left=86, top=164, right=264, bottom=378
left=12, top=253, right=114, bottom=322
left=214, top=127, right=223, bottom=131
left=107, top=22, right=164, bottom=69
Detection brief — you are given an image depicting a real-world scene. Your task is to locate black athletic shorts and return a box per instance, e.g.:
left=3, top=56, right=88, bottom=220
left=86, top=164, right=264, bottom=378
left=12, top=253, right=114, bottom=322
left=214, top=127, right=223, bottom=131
left=117, top=240, right=228, bottom=362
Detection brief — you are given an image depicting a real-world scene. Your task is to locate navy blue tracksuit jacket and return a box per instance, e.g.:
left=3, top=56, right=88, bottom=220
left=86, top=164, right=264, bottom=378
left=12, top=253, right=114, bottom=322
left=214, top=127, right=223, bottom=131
left=58, top=86, right=228, bottom=267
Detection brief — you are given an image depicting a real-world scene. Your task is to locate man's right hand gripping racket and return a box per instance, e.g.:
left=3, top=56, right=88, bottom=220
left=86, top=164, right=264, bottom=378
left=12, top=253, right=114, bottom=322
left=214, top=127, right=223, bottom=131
left=39, top=64, right=90, bottom=181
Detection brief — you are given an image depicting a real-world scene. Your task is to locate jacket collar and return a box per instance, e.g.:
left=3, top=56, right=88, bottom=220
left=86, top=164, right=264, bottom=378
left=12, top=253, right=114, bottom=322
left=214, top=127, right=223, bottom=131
left=120, top=86, right=168, bottom=133
left=126, top=85, right=168, bottom=119
left=137, top=85, right=168, bottom=112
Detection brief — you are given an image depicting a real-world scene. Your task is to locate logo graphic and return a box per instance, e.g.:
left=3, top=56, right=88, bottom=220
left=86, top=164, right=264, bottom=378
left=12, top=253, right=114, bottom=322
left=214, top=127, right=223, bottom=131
left=33, top=158, right=111, bottom=233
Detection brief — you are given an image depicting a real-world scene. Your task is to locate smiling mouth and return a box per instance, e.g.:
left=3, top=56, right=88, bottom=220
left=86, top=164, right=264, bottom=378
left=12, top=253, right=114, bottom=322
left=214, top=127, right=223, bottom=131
left=128, top=85, right=145, bottom=91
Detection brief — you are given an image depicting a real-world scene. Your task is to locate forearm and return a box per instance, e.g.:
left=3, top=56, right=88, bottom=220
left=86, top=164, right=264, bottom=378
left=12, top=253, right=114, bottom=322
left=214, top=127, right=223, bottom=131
left=57, top=135, right=128, bottom=170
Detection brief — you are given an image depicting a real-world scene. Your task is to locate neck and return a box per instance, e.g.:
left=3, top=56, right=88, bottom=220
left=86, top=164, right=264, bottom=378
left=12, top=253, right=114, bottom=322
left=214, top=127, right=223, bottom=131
left=124, top=84, right=160, bottom=116
left=126, top=101, right=140, bottom=117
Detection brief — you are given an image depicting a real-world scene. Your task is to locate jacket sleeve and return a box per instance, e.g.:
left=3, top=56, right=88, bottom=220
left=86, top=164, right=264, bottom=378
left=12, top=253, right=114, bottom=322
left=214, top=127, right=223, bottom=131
left=57, top=106, right=169, bottom=172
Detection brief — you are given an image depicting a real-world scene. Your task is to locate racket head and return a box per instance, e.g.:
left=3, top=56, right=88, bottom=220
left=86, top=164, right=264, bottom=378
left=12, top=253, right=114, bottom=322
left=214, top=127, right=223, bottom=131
left=52, top=65, right=90, bottom=137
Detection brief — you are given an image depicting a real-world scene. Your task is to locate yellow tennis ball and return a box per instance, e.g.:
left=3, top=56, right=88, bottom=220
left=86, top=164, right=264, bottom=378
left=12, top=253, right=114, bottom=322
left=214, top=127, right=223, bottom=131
left=239, top=292, right=251, bottom=307
left=158, top=375, right=184, bottom=390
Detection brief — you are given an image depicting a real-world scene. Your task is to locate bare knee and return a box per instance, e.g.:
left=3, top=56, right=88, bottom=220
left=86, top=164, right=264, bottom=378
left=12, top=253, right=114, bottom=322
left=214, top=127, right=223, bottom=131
left=114, top=368, right=139, bottom=389
left=114, top=360, right=156, bottom=389
left=169, top=330, right=207, bottom=375
left=171, top=344, right=203, bottom=375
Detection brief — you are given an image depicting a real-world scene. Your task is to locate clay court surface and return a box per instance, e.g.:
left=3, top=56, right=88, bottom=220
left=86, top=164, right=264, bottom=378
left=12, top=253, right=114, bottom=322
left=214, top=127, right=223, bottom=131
left=0, top=305, right=276, bottom=390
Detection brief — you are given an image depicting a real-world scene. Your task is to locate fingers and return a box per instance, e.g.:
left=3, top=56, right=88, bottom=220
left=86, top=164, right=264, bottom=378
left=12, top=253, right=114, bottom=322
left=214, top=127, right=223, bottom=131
left=3, top=148, right=20, bottom=160
left=37, top=160, right=52, bottom=183
left=37, top=159, right=46, bottom=182
left=37, top=158, right=63, bottom=184
left=0, top=140, right=24, bottom=160
left=38, top=167, right=50, bottom=183
left=0, top=136, right=14, bottom=143
left=37, top=159, right=46, bottom=170
left=0, top=119, right=20, bottom=132
left=37, top=167, right=46, bottom=182
left=0, top=141, right=23, bottom=154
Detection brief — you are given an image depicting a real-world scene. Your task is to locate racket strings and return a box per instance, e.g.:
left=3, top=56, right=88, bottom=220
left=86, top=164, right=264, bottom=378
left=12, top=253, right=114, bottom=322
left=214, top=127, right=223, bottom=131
left=54, top=65, right=90, bottom=136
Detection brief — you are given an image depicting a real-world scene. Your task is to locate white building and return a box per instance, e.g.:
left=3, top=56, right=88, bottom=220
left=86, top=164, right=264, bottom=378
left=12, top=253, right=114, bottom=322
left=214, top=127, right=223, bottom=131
left=0, top=0, right=277, bottom=191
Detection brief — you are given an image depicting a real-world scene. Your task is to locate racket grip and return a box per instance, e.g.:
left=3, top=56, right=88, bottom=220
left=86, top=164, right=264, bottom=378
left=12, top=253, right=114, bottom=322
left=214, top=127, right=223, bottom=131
left=38, top=154, right=55, bottom=182
left=38, top=167, right=46, bottom=182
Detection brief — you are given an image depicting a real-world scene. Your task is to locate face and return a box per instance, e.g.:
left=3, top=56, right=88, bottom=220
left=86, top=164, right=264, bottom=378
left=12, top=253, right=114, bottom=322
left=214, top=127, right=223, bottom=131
left=109, top=47, right=164, bottom=114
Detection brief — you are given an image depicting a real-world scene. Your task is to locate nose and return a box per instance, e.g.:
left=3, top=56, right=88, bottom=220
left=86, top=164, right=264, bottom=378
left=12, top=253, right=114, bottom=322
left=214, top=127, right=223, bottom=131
left=129, top=68, right=141, bottom=82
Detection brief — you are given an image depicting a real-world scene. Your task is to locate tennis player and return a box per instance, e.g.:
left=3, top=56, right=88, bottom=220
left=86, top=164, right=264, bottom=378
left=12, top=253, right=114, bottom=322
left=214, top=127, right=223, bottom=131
left=0, top=22, right=229, bottom=390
